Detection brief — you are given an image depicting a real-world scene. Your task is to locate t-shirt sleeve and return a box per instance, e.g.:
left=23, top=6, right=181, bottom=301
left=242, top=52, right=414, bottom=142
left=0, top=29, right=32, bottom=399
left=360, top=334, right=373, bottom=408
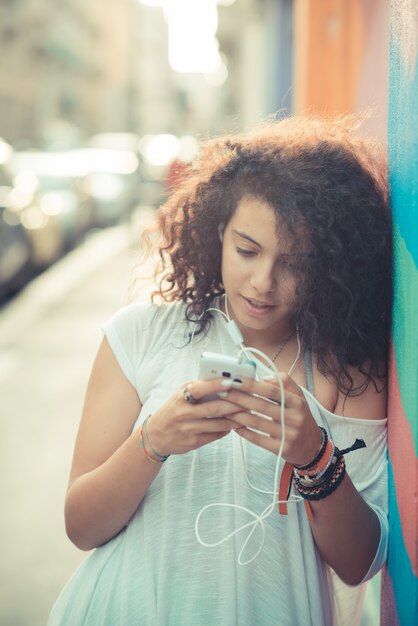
left=101, top=302, right=155, bottom=388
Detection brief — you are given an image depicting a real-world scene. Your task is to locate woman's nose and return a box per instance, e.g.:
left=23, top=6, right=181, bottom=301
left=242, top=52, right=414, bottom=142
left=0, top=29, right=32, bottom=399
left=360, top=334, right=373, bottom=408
left=250, top=264, right=276, bottom=293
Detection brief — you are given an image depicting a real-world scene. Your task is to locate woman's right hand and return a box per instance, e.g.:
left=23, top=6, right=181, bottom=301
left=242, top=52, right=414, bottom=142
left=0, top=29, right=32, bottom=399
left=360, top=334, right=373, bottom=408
left=65, top=341, right=245, bottom=550
left=145, top=378, right=241, bottom=457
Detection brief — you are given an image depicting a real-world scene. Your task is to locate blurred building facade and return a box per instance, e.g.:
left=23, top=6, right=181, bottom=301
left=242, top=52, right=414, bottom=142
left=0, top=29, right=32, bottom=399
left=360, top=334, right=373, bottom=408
left=0, top=0, right=390, bottom=149
left=0, top=0, right=296, bottom=148
left=0, top=0, right=144, bottom=147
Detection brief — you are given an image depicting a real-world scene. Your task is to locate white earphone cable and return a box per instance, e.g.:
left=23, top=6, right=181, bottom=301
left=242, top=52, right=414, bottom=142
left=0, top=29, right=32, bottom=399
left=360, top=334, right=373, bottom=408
left=193, top=295, right=303, bottom=565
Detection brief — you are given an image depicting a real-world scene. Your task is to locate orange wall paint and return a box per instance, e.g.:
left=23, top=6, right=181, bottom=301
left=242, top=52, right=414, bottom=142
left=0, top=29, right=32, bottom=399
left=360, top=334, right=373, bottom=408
left=294, top=0, right=364, bottom=114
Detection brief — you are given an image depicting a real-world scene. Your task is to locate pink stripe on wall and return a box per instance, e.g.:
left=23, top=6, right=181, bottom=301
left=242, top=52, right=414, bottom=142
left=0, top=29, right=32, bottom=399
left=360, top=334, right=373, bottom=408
left=388, top=343, right=418, bottom=574
left=381, top=568, right=400, bottom=626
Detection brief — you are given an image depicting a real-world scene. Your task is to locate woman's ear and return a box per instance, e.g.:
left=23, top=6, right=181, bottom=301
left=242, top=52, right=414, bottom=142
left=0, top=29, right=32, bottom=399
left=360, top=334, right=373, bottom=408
left=218, top=223, right=225, bottom=242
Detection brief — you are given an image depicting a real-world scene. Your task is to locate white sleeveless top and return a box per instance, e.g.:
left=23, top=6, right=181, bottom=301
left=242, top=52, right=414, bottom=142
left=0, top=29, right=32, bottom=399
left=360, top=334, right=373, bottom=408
left=48, top=300, right=388, bottom=626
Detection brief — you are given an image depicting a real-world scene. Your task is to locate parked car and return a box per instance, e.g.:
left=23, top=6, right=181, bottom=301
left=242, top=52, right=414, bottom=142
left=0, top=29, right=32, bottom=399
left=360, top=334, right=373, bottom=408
left=78, top=149, right=140, bottom=227
left=0, top=215, right=33, bottom=303
left=8, top=150, right=95, bottom=255
left=0, top=154, right=33, bottom=301
left=82, top=134, right=143, bottom=226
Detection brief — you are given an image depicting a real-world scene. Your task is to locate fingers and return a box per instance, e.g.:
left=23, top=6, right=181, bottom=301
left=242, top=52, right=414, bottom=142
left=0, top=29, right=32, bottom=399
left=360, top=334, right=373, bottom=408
left=199, top=416, right=238, bottom=432
left=181, top=390, right=242, bottom=419
left=182, top=374, right=294, bottom=411
left=170, top=373, right=305, bottom=455
left=186, top=430, right=232, bottom=450
left=182, top=375, right=297, bottom=431
left=227, top=373, right=305, bottom=414
left=175, top=379, right=244, bottom=434
left=182, top=377, right=236, bottom=404
left=177, top=373, right=318, bottom=461
left=234, top=426, right=277, bottom=454
left=229, top=409, right=281, bottom=438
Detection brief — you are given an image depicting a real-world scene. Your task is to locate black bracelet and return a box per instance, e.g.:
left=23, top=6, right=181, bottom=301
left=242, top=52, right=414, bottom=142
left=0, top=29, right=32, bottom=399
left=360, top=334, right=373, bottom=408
left=294, top=456, right=346, bottom=501
left=293, top=447, right=339, bottom=487
left=297, top=465, right=346, bottom=501
left=293, top=427, right=329, bottom=471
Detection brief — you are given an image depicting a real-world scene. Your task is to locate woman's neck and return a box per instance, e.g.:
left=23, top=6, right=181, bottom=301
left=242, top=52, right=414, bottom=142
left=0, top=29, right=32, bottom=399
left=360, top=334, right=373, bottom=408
left=220, top=295, right=293, bottom=354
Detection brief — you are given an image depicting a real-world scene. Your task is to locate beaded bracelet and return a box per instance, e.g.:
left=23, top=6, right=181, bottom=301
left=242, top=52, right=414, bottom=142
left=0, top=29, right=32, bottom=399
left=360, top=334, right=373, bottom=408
left=294, top=452, right=343, bottom=492
left=143, top=415, right=170, bottom=462
left=294, top=440, right=336, bottom=486
left=294, top=455, right=346, bottom=501
left=313, top=441, right=337, bottom=480
left=295, top=439, right=335, bottom=481
left=278, top=435, right=367, bottom=519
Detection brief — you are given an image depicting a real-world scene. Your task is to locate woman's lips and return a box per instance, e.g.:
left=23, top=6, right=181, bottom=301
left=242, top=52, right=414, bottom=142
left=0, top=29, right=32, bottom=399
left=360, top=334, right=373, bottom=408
left=242, top=295, right=276, bottom=316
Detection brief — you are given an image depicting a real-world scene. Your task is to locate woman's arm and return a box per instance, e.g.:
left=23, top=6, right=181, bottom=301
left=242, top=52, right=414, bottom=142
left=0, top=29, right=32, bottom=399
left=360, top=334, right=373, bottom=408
left=309, top=377, right=386, bottom=585
left=65, top=337, right=241, bottom=551
left=308, top=471, right=381, bottom=585
left=65, top=338, right=158, bottom=550
left=224, top=373, right=387, bottom=585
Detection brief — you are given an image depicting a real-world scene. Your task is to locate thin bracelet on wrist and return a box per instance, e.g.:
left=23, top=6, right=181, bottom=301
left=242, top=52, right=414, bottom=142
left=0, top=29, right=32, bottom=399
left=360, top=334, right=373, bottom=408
left=143, top=415, right=170, bottom=462
left=139, top=427, right=163, bottom=464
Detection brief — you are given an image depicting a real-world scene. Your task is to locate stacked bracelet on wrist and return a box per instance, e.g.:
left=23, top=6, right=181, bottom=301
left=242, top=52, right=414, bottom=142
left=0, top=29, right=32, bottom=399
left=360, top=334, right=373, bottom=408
left=293, top=452, right=346, bottom=500
left=278, top=428, right=366, bottom=521
left=139, top=415, right=170, bottom=464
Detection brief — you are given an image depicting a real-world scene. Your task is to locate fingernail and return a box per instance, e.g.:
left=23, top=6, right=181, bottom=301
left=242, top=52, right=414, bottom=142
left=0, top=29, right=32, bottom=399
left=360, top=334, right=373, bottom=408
left=218, top=391, right=228, bottom=398
left=221, top=379, right=233, bottom=388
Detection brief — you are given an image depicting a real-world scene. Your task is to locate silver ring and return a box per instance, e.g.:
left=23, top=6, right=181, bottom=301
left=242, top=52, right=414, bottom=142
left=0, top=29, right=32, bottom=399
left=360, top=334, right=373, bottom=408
left=183, top=386, right=197, bottom=403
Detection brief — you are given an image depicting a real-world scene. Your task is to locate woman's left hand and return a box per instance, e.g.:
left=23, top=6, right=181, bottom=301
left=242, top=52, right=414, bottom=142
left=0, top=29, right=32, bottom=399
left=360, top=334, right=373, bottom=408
left=226, top=373, right=322, bottom=465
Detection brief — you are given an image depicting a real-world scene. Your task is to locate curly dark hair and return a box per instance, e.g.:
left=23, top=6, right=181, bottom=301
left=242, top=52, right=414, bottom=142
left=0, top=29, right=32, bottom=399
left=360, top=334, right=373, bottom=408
left=145, top=115, right=392, bottom=396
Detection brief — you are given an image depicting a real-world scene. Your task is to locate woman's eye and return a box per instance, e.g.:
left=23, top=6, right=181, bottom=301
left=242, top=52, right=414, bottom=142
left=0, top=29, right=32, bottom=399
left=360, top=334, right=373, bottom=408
left=236, top=247, right=256, bottom=257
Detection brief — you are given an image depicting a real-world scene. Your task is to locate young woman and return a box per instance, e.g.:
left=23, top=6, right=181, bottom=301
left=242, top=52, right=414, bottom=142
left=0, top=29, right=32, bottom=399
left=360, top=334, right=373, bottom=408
left=48, top=115, right=392, bottom=626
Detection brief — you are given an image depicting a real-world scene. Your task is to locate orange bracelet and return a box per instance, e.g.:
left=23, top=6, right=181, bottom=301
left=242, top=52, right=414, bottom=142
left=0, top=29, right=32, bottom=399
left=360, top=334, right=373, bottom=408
left=294, top=438, right=334, bottom=478
left=139, top=427, right=164, bottom=464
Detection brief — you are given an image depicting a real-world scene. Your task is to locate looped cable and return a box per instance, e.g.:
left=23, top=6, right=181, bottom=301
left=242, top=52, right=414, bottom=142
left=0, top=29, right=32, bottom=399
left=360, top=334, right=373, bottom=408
left=191, top=297, right=305, bottom=565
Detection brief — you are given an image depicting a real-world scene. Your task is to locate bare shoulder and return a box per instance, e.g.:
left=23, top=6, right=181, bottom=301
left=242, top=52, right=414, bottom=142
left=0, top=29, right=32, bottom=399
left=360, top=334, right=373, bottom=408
left=309, top=355, right=387, bottom=419
left=334, top=363, right=387, bottom=420
left=68, top=337, right=141, bottom=484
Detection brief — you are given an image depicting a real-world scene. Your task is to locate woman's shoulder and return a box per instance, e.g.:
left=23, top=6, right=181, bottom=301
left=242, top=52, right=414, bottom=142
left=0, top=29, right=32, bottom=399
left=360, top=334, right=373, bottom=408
left=309, top=354, right=387, bottom=421
left=101, top=299, right=189, bottom=374
left=333, top=362, right=387, bottom=420
left=103, top=299, right=188, bottom=334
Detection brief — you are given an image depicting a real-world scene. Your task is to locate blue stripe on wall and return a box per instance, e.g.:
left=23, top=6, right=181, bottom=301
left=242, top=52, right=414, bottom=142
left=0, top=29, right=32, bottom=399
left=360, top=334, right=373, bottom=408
left=388, top=35, right=418, bottom=265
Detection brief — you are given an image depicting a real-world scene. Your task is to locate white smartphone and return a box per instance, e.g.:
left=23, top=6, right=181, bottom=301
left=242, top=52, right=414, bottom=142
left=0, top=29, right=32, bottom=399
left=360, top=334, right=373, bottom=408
left=199, top=352, right=256, bottom=384
left=198, top=352, right=257, bottom=405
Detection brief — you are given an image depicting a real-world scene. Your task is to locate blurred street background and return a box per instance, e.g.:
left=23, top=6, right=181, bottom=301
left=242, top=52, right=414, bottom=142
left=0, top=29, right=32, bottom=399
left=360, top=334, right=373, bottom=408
left=0, top=1, right=389, bottom=624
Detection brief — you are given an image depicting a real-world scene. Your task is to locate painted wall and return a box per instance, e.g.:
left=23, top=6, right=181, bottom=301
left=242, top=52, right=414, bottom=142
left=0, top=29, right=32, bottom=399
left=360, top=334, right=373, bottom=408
left=293, top=0, right=389, bottom=139
left=293, top=0, right=362, bottom=114
left=381, top=1, right=418, bottom=624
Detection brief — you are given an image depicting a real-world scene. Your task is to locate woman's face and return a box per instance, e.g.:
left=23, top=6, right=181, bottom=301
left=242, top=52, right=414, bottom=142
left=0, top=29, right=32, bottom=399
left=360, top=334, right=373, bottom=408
left=221, top=195, right=306, bottom=344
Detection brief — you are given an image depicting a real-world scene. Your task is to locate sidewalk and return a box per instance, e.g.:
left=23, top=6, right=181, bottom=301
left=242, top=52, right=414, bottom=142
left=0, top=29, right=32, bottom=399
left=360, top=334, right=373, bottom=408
left=0, top=209, right=154, bottom=626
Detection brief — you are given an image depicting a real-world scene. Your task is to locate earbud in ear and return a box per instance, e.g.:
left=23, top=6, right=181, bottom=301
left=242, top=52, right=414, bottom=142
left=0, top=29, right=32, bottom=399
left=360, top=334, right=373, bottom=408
left=218, top=223, right=225, bottom=242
